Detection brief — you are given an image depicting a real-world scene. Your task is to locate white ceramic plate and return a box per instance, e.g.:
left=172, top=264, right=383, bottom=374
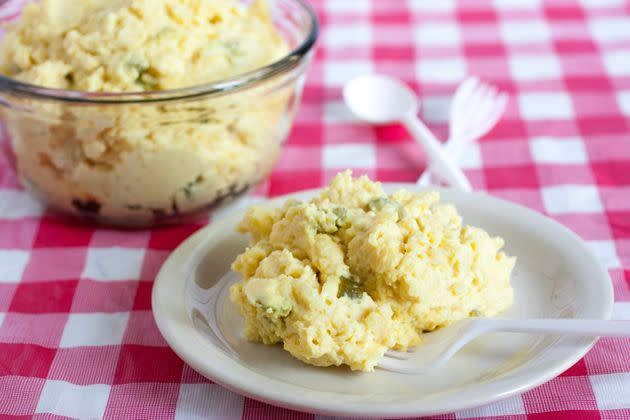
left=152, top=185, right=613, bottom=418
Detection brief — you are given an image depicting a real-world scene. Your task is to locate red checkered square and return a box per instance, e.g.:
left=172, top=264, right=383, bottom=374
left=374, top=124, right=410, bottom=143
left=0, top=313, right=67, bottom=348
left=138, top=249, right=170, bottom=282
left=577, top=115, right=630, bottom=136
left=0, top=343, right=56, bottom=377
left=268, top=169, right=322, bottom=197
left=0, top=376, right=45, bottom=416
left=103, top=383, right=180, bottom=419
left=131, top=281, right=152, bottom=311
left=592, top=161, right=630, bottom=186
left=560, top=359, right=589, bottom=377
left=122, top=311, right=168, bottom=347
left=9, top=280, right=77, bottom=314
left=608, top=211, right=630, bottom=239
left=32, top=216, right=93, bottom=248
left=48, top=346, right=120, bottom=385
left=288, top=116, right=325, bottom=144
left=113, top=345, right=184, bottom=384
left=147, top=223, right=204, bottom=251
left=70, top=280, right=137, bottom=313
left=21, top=248, right=86, bottom=282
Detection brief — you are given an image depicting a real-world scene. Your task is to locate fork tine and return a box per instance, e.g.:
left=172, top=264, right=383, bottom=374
left=464, top=92, right=509, bottom=140
left=450, top=77, right=479, bottom=126
left=452, top=76, right=480, bottom=110
left=454, top=82, right=491, bottom=132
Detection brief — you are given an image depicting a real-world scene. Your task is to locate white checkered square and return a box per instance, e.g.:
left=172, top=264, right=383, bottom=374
left=518, top=92, right=574, bottom=120
left=60, top=312, right=130, bottom=347
left=323, top=144, right=376, bottom=169
left=408, top=0, right=455, bottom=11
left=0, top=250, right=29, bottom=283
left=0, top=191, right=44, bottom=219
left=587, top=240, right=621, bottom=269
left=414, top=22, right=461, bottom=46
left=588, top=17, right=630, bottom=43
left=325, top=0, right=370, bottom=13
left=493, top=0, right=541, bottom=9
left=612, top=302, right=630, bottom=320
left=175, top=384, right=244, bottom=420
left=35, top=380, right=110, bottom=419
left=509, top=54, right=562, bottom=81
left=530, top=137, right=587, bottom=164
left=602, top=50, right=630, bottom=76
left=542, top=185, right=603, bottom=214
left=324, top=100, right=357, bottom=123
left=456, top=395, right=525, bottom=418
left=82, top=247, right=145, bottom=281
left=590, top=373, right=630, bottom=409
left=324, top=23, right=372, bottom=48
left=416, top=58, right=467, bottom=83
left=324, top=59, right=373, bottom=86
left=617, top=91, right=630, bottom=116
left=500, top=20, right=550, bottom=44
left=459, top=143, right=483, bottom=169
left=422, top=95, right=451, bottom=123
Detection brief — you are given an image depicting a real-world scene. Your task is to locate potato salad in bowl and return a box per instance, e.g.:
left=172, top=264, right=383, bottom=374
left=0, top=0, right=318, bottom=227
left=230, top=171, right=516, bottom=371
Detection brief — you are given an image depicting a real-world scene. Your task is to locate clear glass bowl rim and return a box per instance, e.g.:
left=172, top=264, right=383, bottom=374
left=0, top=0, right=318, bottom=105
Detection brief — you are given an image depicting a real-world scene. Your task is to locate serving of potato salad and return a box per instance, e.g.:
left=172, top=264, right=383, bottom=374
left=0, top=0, right=295, bottom=225
left=230, top=171, right=515, bottom=371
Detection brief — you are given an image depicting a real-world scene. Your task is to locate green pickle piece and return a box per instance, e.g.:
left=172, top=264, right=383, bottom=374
left=338, top=274, right=364, bottom=299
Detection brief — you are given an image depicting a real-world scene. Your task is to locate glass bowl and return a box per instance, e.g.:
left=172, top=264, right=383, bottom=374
left=0, top=0, right=318, bottom=228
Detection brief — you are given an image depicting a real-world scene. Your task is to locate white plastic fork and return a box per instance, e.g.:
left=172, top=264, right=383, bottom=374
left=417, top=77, right=508, bottom=187
left=379, top=318, right=630, bottom=374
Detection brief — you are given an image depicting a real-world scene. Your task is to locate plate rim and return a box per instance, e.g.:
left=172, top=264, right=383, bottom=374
left=152, top=185, right=613, bottom=417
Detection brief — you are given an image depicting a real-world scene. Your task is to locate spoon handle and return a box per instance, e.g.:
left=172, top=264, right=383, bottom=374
left=402, top=114, right=472, bottom=192
left=485, top=318, right=630, bottom=337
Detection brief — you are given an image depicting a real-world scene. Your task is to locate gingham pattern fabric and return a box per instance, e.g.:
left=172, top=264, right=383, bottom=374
left=0, top=0, right=629, bottom=418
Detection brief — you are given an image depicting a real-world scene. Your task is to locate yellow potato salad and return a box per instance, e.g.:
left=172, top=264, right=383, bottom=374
left=230, top=171, right=515, bottom=371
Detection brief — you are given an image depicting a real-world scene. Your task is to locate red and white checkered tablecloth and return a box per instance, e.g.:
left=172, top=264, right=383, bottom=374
left=1, top=0, right=629, bottom=418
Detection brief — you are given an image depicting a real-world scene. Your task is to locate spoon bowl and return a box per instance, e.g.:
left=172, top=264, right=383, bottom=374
left=343, top=74, right=418, bottom=124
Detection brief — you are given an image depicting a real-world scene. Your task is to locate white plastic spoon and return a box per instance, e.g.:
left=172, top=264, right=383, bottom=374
left=343, top=74, right=471, bottom=192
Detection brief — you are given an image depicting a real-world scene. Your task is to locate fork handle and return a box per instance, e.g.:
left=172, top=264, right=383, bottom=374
left=417, top=138, right=462, bottom=187
left=487, top=319, right=630, bottom=337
